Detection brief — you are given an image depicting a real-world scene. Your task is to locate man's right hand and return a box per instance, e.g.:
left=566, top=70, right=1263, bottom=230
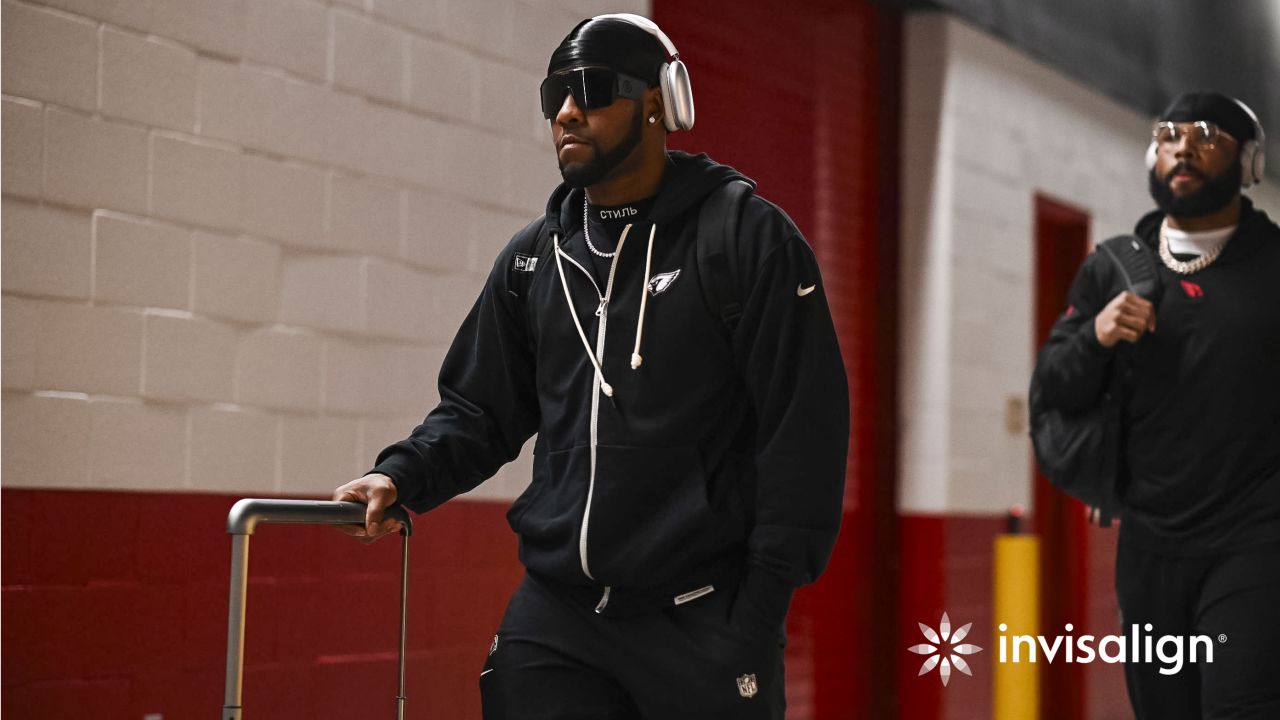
left=332, top=473, right=401, bottom=544
left=1094, top=291, right=1156, bottom=348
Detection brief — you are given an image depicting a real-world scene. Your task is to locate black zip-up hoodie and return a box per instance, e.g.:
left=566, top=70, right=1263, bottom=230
left=372, top=152, right=849, bottom=622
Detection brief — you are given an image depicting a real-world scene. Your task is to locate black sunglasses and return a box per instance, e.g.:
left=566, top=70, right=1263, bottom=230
left=540, top=67, right=647, bottom=119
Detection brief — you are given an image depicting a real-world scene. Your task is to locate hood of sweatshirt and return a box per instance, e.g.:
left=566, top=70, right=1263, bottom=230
left=1133, top=196, right=1276, bottom=265
left=540, top=150, right=756, bottom=397
left=543, top=150, right=753, bottom=238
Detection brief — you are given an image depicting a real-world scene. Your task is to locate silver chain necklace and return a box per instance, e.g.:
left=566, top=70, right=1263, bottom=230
left=1159, top=219, right=1226, bottom=275
left=583, top=197, right=615, bottom=258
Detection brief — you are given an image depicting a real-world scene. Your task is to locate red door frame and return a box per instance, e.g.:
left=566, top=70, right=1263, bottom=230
left=1032, top=193, right=1091, bottom=720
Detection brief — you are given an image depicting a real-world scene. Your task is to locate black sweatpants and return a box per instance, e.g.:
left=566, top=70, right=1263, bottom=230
left=1116, top=540, right=1280, bottom=719
left=479, top=573, right=786, bottom=720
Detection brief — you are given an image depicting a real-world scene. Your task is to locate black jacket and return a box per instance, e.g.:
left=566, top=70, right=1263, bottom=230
left=1033, top=197, right=1280, bottom=554
left=372, top=152, right=850, bottom=618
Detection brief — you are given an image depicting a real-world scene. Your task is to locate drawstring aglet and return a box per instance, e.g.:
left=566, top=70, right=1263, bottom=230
left=601, top=383, right=620, bottom=413
left=630, top=353, right=643, bottom=369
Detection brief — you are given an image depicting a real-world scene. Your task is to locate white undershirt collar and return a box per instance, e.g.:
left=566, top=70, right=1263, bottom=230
left=1163, top=223, right=1235, bottom=257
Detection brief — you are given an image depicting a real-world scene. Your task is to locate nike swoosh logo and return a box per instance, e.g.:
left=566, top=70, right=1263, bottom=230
left=797, top=284, right=816, bottom=296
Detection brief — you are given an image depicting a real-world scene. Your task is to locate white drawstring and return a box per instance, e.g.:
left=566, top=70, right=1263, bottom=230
left=631, top=224, right=658, bottom=369
left=552, top=227, right=631, bottom=398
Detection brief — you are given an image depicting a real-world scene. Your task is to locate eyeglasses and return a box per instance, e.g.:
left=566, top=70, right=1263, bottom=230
left=540, top=67, right=647, bottom=119
left=1151, top=121, right=1238, bottom=150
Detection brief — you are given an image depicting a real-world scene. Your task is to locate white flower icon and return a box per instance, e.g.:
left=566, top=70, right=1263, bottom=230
left=907, top=612, right=983, bottom=686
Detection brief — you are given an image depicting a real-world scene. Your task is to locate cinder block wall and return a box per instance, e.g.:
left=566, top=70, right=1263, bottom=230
left=2, top=0, right=645, bottom=499
left=1, top=1, right=645, bottom=717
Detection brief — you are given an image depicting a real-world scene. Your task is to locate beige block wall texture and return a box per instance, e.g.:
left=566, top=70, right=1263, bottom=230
left=1, top=0, right=647, bottom=499
left=898, top=14, right=1280, bottom=516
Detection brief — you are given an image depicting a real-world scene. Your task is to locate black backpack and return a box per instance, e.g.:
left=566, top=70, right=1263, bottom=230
left=508, top=180, right=754, bottom=333
left=1028, top=234, right=1160, bottom=527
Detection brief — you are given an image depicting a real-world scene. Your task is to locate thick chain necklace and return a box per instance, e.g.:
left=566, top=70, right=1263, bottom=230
left=1158, top=219, right=1225, bottom=275
left=583, top=198, right=615, bottom=258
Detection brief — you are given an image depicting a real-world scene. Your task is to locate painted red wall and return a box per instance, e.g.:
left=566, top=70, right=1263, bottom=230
left=896, top=515, right=1009, bottom=719
left=655, top=1, right=902, bottom=717
left=3, top=489, right=521, bottom=719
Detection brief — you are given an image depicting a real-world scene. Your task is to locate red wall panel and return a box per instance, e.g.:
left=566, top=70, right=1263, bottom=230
left=2, top=488, right=520, bottom=719
left=654, top=1, right=902, bottom=717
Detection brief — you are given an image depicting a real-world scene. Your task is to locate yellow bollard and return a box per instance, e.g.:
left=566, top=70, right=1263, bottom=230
left=994, top=507, right=1039, bottom=720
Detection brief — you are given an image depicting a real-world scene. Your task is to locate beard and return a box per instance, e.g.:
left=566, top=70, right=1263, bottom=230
left=1148, top=158, right=1242, bottom=218
left=557, top=104, right=645, bottom=189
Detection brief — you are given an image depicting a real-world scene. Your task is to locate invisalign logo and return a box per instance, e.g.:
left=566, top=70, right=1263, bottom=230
left=998, top=623, right=1220, bottom=676
left=908, top=612, right=1224, bottom=688
left=907, top=613, right=983, bottom=686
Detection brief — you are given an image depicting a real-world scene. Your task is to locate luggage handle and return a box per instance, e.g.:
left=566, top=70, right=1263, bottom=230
left=227, top=498, right=413, bottom=536
left=223, top=499, right=413, bottom=720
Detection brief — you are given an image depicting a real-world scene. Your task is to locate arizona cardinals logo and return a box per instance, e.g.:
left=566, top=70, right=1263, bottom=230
left=648, top=269, right=681, bottom=296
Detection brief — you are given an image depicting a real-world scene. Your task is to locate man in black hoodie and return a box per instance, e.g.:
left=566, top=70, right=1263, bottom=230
left=1033, top=92, right=1280, bottom=719
left=333, top=14, right=849, bottom=719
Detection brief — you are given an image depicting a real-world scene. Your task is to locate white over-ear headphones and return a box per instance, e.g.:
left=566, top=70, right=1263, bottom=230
left=592, top=13, right=695, bottom=132
left=1235, top=99, right=1266, bottom=187
left=1145, top=97, right=1266, bottom=189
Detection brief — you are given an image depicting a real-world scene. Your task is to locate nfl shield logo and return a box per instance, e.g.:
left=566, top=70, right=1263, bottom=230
left=736, top=673, right=758, bottom=698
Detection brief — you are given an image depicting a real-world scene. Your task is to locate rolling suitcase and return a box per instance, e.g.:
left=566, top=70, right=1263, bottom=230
left=221, top=499, right=414, bottom=719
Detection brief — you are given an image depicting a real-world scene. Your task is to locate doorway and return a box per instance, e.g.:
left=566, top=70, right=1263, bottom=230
left=1032, top=193, right=1091, bottom=720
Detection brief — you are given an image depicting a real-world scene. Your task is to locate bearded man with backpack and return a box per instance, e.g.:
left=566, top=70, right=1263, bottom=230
left=332, top=14, right=849, bottom=719
left=1031, top=92, right=1280, bottom=719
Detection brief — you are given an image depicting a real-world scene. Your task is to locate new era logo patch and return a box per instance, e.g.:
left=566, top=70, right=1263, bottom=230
left=513, top=254, right=539, bottom=273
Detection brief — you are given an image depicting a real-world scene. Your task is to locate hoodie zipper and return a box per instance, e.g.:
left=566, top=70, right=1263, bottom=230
left=555, top=237, right=627, bottom=613
left=556, top=250, right=603, bottom=308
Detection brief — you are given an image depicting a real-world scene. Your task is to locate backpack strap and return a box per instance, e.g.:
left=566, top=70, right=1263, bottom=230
left=1098, top=234, right=1161, bottom=303
left=696, top=180, right=753, bottom=333
left=1088, top=233, right=1160, bottom=527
